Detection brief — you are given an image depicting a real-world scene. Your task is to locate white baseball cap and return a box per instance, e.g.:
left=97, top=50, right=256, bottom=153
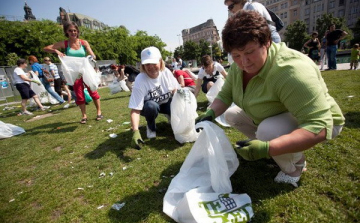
left=141, top=46, right=162, bottom=64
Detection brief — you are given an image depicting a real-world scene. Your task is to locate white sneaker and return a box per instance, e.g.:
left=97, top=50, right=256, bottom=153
left=63, top=103, right=70, bottom=109
left=41, top=106, right=50, bottom=111
left=20, top=110, right=33, bottom=115
left=146, top=126, right=156, bottom=139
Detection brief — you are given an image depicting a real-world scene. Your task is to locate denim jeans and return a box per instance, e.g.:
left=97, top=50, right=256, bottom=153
left=40, top=78, right=65, bottom=103
left=326, top=45, right=338, bottom=69
left=140, top=98, right=172, bottom=131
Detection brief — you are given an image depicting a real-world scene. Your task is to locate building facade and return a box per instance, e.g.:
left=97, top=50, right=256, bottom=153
left=259, top=0, right=360, bottom=37
left=181, top=19, right=220, bottom=44
left=57, top=7, right=107, bottom=30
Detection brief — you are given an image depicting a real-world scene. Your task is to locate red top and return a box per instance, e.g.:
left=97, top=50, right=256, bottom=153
left=173, top=70, right=195, bottom=87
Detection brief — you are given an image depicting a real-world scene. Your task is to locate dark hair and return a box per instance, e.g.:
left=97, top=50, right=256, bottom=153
left=201, top=55, right=213, bottom=67
left=17, top=58, right=27, bottom=66
left=27, top=55, right=38, bottom=63
left=222, top=10, right=271, bottom=52
left=312, top=31, right=318, bottom=36
left=328, top=24, right=335, bottom=30
left=63, top=21, right=80, bottom=38
left=165, top=64, right=173, bottom=72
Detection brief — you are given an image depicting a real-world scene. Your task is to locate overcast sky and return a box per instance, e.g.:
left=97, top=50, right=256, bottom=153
left=0, top=0, right=229, bottom=52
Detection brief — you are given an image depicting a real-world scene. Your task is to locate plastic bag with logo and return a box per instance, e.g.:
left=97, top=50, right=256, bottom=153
left=163, top=121, right=253, bottom=222
left=170, top=88, right=199, bottom=143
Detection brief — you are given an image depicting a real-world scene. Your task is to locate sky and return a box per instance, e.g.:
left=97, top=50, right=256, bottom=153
left=0, top=0, right=229, bottom=52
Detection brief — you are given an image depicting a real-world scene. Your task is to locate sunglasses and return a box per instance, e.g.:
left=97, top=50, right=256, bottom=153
left=228, top=3, right=236, bottom=11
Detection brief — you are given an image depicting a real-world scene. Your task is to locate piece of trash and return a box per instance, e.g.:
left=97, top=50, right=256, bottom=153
left=109, top=133, right=118, bottom=138
left=122, top=167, right=127, bottom=170
left=111, top=202, right=125, bottom=211
left=88, top=125, right=92, bottom=128
left=99, top=172, right=106, bottom=178
left=347, top=95, right=354, bottom=98
left=107, top=119, right=113, bottom=123
left=162, top=175, right=167, bottom=178
left=170, top=175, right=175, bottom=178
left=9, top=199, right=15, bottom=202
left=122, top=121, right=130, bottom=125
left=87, top=185, right=93, bottom=188
left=77, top=187, right=84, bottom=190
left=137, top=158, right=141, bottom=160
left=97, top=205, right=105, bottom=209
left=109, top=172, right=114, bottom=176
left=106, top=127, right=115, bottom=131
left=17, top=191, right=23, bottom=195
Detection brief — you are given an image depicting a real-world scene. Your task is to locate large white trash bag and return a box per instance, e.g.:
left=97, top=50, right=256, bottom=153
left=29, top=72, right=58, bottom=106
left=0, top=121, right=25, bottom=139
left=108, top=80, right=122, bottom=94
left=119, top=80, right=130, bottom=92
left=206, top=77, right=231, bottom=127
left=59, top=56, right=100, bottom=91
left=163, top=121, right=253, bottom=222
left=171, top=89, right=199, bottom=143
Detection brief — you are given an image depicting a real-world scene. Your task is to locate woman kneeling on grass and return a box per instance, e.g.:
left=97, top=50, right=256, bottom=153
left=196, top=10, right=345, bottom=187
left=129, top=46, right=179, bottom=150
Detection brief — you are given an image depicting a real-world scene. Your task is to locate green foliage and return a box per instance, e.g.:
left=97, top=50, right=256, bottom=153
left=350, top=18, right=360, bottom=45
left=0, top=20, right=169, bottom=65
left=5, top=52, right=20, bottom=66
left=284, top=21, right=309, bottom=51
left=316, top=13, right=352, bottom=43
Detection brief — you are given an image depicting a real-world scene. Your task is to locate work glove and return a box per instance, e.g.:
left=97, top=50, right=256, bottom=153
left=131, top=130, right=144, bottom=150
left=235, top=139, right=270, bottom=161
left=32, top=80, right=41, bottom=86
left=195, top=109, right=215, bottom=125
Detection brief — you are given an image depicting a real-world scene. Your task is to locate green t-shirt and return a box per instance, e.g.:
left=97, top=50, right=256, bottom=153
left=217, top=42, right=345, bottom=139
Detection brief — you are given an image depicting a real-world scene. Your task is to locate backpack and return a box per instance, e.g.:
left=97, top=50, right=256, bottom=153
left=266, top=8, right=284, bottom=32
left=64, top=39, right=86, bottom=55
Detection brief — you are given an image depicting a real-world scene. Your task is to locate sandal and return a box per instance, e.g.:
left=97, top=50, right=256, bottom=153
left=80, top=118, right=87, bottom=124
left=96, top=114, right=104, bottom=121
left=274, top=161, right=307, bottom=188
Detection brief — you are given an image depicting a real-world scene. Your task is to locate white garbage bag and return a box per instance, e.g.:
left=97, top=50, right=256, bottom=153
left=163, top=121, right=253, bottom=222
left=59, top=56, right=100, bottom=91
left=206, top=77, right=231, bottom=127
left=0, top=121, right=25, bottom=139
left=119, top=80, right=130, bottom=92
left=108, top=80, right=122, bottom=94
left=170, top=88, right=199, bottom=143
left=29, top=71, right=58, bottom=106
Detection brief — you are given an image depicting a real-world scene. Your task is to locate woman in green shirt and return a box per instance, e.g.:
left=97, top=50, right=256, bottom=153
left=196, top=10, right=345, bottom=187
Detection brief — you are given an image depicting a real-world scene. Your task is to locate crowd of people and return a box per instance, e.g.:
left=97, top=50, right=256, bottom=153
left=12, top=4, right=349, bottom=187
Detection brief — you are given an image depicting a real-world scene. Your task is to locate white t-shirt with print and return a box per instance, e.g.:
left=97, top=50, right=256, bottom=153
left=13, top=67, right=29, bottom=85
left=128, top=68, right=180, bottom=110
left=197, top=62, right=225, bottom=80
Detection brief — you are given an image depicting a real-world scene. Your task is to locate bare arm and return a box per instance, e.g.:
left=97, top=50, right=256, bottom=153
left=303, top=39, right=311, bottom=49
left=83, top=40, right=96, bottom=59
left=19, top=74, right=35, bottom=82
left=43, top=41, right=66, bottom=57
left=194, top=78, right=202, bottom=98
left=177, top=76, right=185, bottom=87
left=130, top=109, right=141, bottom=131
left=269, top=128, right=326, bottom=156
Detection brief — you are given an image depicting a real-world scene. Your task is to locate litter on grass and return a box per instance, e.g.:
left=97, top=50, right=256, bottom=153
left=97, top=205, right=105, bottom=209
left=107, top=119, right=113, bottom=123
left=109, top=133, right=118, bottom=138
left=111, top=202, right=125, bottom=211
left=122, top=121, right=131, bottom=125
left=99, top=172, right=106, bottom=178
left=9, top=199, right=15, bottom=202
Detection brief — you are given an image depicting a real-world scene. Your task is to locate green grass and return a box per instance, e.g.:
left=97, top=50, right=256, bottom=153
left=0, top=70, right=359, bottom=222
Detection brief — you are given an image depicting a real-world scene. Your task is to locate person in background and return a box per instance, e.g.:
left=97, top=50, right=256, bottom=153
left=43, top=57, right=70, bottom=108
left=194, top=55, right=228, bottom=98
left=166, top=64, right=196, bottom=93
left=28, top=55, right=65, bottom=105
left=43, top=21, right=103, bottom=124
left=13, top=59, right=50, bottom=115
left=129, top=46, right=179, bottom=149
left=326, top=24, right=348, bottom=70
left=303, top=31, right=320, bottom=63
left=177, top=56, right=183, bottom=70
left=224, top=0, right=281, bottom=43
left=349, top=43, right=360, bottom=70
left=196, top=10, right=344, bottom=187
left=319, top=31, right=329, bottom=71
left=171, top=58, right=179, bottom=70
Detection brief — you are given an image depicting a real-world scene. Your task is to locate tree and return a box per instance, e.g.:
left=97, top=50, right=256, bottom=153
left=183, top=41, right=200, bottom=61
left=284, top=20, right=309, bottom=51
left=350, top=17, right=360, bottom=45
left=315, top=13, right=352, bottom=45
left=5, top=53, right=20, bottom=66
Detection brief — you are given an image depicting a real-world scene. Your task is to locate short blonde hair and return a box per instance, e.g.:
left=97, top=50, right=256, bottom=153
left=140, top=59, right=165, bottom=73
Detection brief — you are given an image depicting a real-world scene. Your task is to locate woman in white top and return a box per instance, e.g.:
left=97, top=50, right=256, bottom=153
left=194, top=55, right=228, bottom=98
left=129, top=46, right=179, bottom=149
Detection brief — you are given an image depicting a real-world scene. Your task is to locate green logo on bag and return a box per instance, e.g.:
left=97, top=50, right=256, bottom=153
left=198, top=194, right=251, bottom=222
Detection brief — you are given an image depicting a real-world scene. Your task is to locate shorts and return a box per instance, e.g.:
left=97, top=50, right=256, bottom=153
left=15, top=83, right=36, bottom=99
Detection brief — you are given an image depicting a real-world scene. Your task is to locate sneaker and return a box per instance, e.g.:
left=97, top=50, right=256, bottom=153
left=20, top=110, right=33, bottom=115
left=63, top=103, right=70, bottom=109
left=41, top=106, right=50, bottom=111
left=146, top=126, right=156, bottom=139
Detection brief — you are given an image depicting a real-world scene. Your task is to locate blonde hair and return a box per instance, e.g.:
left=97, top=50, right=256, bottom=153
left=140, top=59, right=165, bottom=73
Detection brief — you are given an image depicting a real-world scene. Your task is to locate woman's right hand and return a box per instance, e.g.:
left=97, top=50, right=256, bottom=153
left=56, top=50, right=65, bottom=57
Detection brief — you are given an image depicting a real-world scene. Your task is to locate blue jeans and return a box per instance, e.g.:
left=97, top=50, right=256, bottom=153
left=140, top=99, right=172, bottom=131
left=40, top=78, right=65, bottom=103
left=326, top=45, right=338, bottom=69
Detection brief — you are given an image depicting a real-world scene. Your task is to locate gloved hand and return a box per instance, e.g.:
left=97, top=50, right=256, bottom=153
left=235, top=139, right=270, bottom=161
left=32, top=80, right=41, bottom=86
left=195, top=109, right=215, bottom=125
left=131, top=130, right=144, bottom=150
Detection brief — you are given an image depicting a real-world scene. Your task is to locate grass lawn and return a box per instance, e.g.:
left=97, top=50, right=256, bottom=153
left=0, top=70, right=359, bottom=222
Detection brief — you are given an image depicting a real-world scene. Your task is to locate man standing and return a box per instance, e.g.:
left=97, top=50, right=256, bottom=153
left=326, top=24, right=348, bottom=70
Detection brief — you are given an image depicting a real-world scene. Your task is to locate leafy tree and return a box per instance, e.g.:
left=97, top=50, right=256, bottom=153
left=5, top=53, right=20, bottom=66
left=350, top=17, right=360, bottom=45
left=174, top=45, right=184, bottom=59
left=284, top=20, right=309, bottom=51
left=183, top=41, right=200, bottom=61
left=315, top=13, right=352, bottom=45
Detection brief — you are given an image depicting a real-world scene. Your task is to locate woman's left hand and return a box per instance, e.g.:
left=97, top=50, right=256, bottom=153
left=235, top=140, right=270, bottom=161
